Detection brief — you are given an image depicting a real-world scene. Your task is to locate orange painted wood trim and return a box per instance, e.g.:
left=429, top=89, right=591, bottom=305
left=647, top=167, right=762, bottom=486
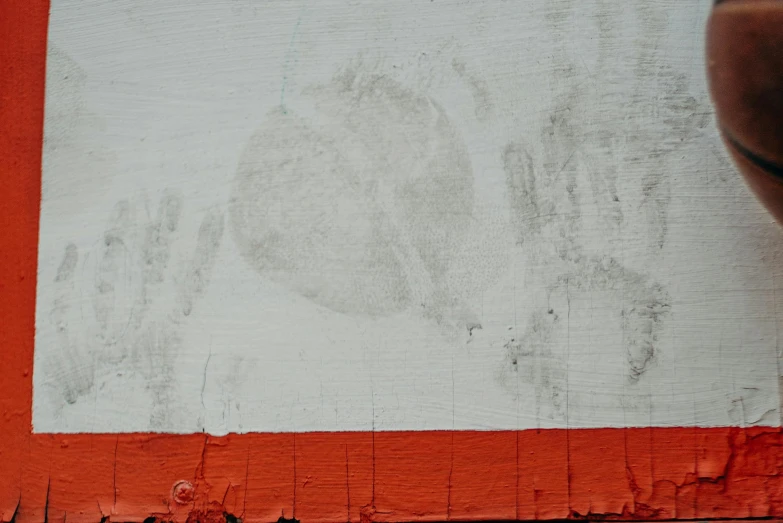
left=1, top=429, right=782, bottom=522
left=0, top=0, right=50, bottom=518
left=2, top=0, right=783, bottom=521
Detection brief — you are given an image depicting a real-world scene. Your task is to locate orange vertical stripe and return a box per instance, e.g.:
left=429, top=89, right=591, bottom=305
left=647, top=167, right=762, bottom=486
left=0, top=0, right=48, bottom=518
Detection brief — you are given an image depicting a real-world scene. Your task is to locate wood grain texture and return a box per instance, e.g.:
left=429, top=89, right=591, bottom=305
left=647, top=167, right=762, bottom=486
left=2, top=0, right=783, bottom=520
left=30, top=0, right=783, bottom=435
left=4, top=430, right=783, bottom=521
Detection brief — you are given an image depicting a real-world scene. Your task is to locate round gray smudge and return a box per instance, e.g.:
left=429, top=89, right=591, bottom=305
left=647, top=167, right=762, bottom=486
left=230, top=74, right=474, bottom=317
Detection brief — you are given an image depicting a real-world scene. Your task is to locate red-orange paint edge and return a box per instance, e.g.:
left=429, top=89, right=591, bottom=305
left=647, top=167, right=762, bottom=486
left=2, top=0, right=783, bottom=522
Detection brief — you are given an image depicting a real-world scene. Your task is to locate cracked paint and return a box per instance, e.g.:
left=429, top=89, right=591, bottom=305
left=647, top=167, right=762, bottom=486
left=31, top=0, right=780, bottom=436
left=2, top=430, right=783, bottom=522
left=3, top=0, right=783, bottom=521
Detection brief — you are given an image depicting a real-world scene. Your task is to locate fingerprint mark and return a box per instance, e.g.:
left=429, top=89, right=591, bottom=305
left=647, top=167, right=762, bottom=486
left=144, top=324, right=182, bottom=430
left=623, top=280, right=671, bottom=380
left=93, top=233, right=134, bottom=347
left=50, top=243, right=94, bottom=405
left=451, top=58, right=492, bottom=121
left=504, top=142, right=555, bottom=244
left=501, top=308, right=567, bottom=419
left=143, top=191, right=183, bottom=285
left=181, top=210, right=225, bottom=316
left=55, top=243, right=78, bottom=282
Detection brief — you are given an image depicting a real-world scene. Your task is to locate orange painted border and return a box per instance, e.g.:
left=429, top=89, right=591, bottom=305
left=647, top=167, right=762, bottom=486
left=2, top=0, right=783, bottom=521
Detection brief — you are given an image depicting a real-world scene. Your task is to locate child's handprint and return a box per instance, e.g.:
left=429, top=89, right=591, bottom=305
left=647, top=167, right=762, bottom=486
left=46, top=191, right=224, bottom=427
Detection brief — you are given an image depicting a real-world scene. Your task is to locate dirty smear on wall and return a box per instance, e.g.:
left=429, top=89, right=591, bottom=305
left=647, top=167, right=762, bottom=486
left=32, top=0, right=783, bottom=439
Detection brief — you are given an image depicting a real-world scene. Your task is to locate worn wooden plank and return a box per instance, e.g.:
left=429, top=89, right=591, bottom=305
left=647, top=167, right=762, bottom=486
left=2, top=0, right=783, bottom=520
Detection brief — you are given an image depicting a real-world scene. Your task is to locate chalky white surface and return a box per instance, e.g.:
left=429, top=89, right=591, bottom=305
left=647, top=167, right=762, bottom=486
left=34, top=0, right=783, bottom=434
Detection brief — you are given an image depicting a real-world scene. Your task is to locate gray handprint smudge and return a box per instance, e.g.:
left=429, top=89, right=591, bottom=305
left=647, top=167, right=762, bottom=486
left=503, top=133, right=673, bottom=387
left=451, top=57, right=493, bottom=122
left=500, top=0, right=688, bottom=404
left=499, top=0, right=679, bottom=398
left=55, top=244, right=79, bottom=283
left=592, top=1, right=713, bottom=254
left=497, top=308, right=567, bottom=419
left=142, top=191, right=182, bottom=285
left=559, top=255, right=671, bottom=381
left=43, top=44, right=116, bottom=220
left=50, top=244, right=93, bottom=405
left=504, top=142, right=555, bottom=245
left=230, top=108, right=415, bottom=317
left=92, top=200, right=136, bottom=352
left=48, top=193, right=224, bottom=427
left=498, top=251, right=672, bottom=412
left=180, top=209, right=225, bottom=317
left=230, top=62, right=502, bottom=327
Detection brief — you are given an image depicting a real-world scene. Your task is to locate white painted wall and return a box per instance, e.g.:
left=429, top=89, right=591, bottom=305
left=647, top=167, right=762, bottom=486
left=34, top=0, right=783, bottom=435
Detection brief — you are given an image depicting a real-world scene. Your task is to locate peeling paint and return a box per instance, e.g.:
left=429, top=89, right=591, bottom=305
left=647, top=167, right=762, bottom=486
left=3, top=0, right=783, bottom=520
left=0, top=429, right=781, bottom=522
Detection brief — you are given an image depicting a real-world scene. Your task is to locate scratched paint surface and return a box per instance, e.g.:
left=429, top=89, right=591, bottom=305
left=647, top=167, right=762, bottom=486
left=34, top=0, right=783, bottom=434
